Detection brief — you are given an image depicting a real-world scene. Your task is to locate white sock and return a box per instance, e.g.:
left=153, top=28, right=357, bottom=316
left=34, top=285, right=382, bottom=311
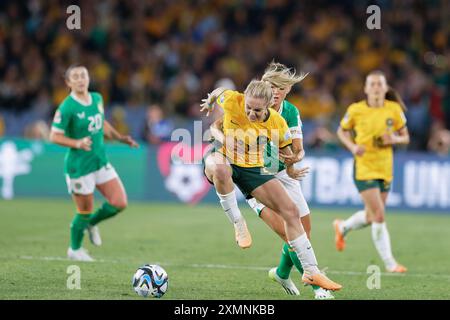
left=341, top=210, right=369, bottom=236
left=288, top=233, right=320, bottom=275
left=217, top=191, right=243, bottom=224
left=371, top=222, right=396, bottom=269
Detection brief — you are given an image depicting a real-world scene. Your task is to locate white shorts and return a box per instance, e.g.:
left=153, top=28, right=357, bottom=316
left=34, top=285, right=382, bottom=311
left=66, top=163, right=118, bottom=195
left=246, top=169, right=310, bottom=217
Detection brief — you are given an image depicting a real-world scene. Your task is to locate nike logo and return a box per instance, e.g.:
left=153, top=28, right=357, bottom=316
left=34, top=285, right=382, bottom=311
left=306, top=246, right=312, bottom=250
left=230, top=119, right=239, bottom=126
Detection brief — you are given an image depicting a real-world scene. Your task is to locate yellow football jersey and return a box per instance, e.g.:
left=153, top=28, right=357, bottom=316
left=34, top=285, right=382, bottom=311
left=216, top=90, right=292, bottom=168
left=340, top=99, right=407, bottom=182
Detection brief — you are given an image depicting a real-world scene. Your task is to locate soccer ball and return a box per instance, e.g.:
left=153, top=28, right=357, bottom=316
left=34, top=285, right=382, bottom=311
left=132, top=264, right=169, bottom=298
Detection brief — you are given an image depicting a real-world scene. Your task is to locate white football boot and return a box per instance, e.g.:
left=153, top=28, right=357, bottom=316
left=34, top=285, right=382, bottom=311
left=87, top=225, right=102, bottom=246
left=268, top=267, right=300, bottom=296
left=67, top=247, right=95, bottom=262
left=313, top=287, right=335, bottom=300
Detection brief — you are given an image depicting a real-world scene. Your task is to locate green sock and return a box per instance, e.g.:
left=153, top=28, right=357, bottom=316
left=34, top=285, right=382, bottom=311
left=276, top=243, right=294, bottom=279
left=89, top=202, right=122, bottom=226
left=288, top=244, right=321, bottom=290
left=70, top=213, right=92, bottom=250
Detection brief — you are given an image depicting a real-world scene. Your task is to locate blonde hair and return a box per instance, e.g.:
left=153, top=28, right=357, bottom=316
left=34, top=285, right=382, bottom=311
left=244, top=79, right=273, bottom=106
left=262, top=61, right=308, bottom=88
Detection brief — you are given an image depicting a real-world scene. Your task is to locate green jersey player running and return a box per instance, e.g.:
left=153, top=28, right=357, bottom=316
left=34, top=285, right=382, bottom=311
left=50, top=65, right=139, bottom=261
left=211, top=62, right=335, bottom=299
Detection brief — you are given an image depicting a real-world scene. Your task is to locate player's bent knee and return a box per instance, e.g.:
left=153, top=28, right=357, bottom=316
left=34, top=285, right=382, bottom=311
left=212, top=164, right=232, bottom=181
left=372, top=208, right=385, bottom=223
left=280, top=204, right=300, bottom=224
left=286, top=202, right=300, bottom=218
left=373, top=215, right=385, bottom=223
left=109, top=198, right=127, bottom=211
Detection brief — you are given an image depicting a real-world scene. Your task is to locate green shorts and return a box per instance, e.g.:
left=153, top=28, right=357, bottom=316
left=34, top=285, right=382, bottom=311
left=228, top=164, right=274, bottom=199
left=202, top=144, right=275, bottom=199
left=353, top=178, right=391, bottom=193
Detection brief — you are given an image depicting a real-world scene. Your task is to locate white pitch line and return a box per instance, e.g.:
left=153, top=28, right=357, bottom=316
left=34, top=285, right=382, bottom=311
left=14, top=256, right=450, bottom=280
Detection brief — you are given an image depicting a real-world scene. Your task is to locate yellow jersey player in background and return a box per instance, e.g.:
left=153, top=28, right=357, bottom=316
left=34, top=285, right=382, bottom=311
left=201, top=80, right=342, bottom=291
left=334, top=70, right=410, bottom=273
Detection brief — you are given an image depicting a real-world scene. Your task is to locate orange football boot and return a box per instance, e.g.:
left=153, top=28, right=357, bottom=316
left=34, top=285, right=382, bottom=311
left=386, top=264, right=407, bottom=273
left=333, top=219, right=346, bottom=251
left=302, top=272, right=343, bottom=291
left=234, top=219, right=252, bottom=249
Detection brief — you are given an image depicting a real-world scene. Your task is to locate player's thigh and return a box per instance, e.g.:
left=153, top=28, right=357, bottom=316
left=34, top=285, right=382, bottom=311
left=204, top=152, right=232, bottom=181
left=72, top=194, right=95, bottom=213
left=359, top=188, right=384, bottom=218
left=96, top=177, right=127, bottom=208
left=251, top=179, right=298, bottom=220
left=277, top=171, right=310, bottom=217
left=66, top=174, right=96, bottom=212
left=94, top=164, right=127, bottom=208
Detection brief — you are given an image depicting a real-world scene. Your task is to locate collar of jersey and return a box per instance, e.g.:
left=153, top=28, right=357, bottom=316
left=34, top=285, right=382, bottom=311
left=71, top=92, right=92, bottom=106
left=278, top=100, right=285, bottom=114
left=364, top=99, right=386, bottom=109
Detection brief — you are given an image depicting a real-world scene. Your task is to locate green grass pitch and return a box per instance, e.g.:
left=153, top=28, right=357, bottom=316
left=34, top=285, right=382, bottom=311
left=1, top=198, right=449, bottom=300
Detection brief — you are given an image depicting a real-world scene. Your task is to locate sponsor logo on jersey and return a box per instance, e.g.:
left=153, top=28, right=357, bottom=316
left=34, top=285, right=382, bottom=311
left=76, top=112, right=85, bottom=119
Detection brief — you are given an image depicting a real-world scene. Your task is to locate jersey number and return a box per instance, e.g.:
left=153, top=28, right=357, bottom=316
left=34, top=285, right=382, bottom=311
left=88, top=114, right=103, bottom=132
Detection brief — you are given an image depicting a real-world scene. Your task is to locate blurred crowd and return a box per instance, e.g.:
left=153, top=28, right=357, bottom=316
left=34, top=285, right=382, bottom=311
left=0, top=0, right=449, bottom=155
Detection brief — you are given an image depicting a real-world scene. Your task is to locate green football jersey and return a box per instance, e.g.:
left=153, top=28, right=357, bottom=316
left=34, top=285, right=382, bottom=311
left=264, top=100, right=303, bottom=173
left=51, top=92, right=108, bottom=178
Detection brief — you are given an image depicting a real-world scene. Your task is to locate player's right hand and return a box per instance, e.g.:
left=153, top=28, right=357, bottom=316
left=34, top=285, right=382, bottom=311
left=351, top=144, right=365, bottom=156
left=286, top=165, right=309, bottom=180
left=200, top=93, right=215, bottom=117
left=76, top=136, right=92, bottom=151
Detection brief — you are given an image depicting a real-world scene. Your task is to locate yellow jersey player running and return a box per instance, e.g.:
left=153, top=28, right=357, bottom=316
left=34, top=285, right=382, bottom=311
left=334, top=70, right=409, bottom=273
left=201, top=80, right=342, bottom=291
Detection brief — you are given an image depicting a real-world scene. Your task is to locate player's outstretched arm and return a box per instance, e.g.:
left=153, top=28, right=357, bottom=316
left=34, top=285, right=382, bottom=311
left=104, top=120, right=139, bottom=148
left=200, top=87, right=229, bottom=117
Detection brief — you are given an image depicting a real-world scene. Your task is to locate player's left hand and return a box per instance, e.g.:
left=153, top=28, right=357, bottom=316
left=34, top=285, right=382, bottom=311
left=120, top=135, right=139, bottom=148
left=286, top=165, right=309, bottom=180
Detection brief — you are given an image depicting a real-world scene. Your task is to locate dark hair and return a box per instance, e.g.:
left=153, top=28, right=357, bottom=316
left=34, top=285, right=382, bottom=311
left=367, top=70, right=407, bottom=111
left=64, top=64, right=87, bottom=80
